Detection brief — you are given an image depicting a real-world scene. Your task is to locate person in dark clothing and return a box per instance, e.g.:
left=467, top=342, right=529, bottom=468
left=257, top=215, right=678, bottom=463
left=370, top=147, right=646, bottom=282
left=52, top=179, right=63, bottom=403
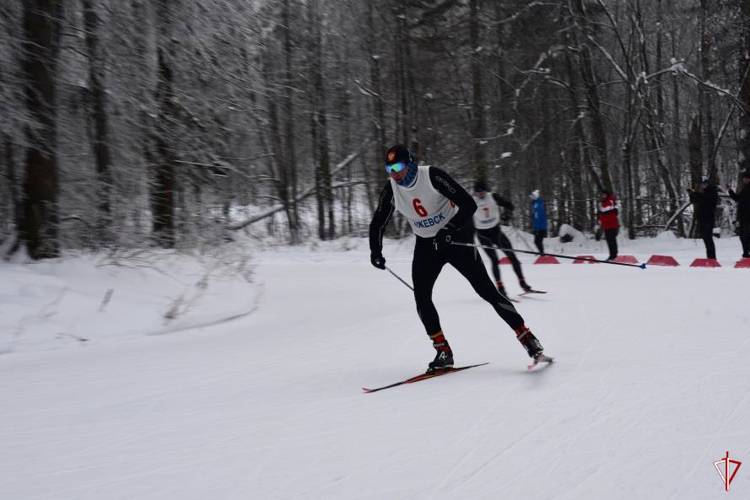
left=369, top=145, right=548, bottom=373
left=598, top=189, right=620, bottom=261
left=472, top=181, right=533, bottom=295
left=688, top=179, right=719, bottom=260
left=728, top=170, right=750, bottom=258
left=529, top=190, right=548, bottom=254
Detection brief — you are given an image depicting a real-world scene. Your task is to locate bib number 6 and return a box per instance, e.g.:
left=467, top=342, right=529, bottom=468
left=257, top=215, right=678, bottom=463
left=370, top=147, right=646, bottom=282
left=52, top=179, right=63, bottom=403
left=413, top=198, right=428, bottom=217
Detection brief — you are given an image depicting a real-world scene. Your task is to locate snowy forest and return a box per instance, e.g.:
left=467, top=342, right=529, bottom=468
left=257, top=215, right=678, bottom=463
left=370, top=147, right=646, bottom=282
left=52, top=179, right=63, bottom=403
left=2, top=0, right=750, bottom=259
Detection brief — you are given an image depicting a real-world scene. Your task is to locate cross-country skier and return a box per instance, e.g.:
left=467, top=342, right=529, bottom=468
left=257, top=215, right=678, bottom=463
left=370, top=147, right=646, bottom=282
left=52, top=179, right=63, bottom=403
left=369, top=144, right=547, bottom=373
left=472, top=181, right=534, bottom=295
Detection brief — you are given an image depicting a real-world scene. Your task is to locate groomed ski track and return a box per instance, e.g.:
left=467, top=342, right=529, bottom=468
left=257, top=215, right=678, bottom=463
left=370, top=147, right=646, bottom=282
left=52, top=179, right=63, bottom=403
left=2, top=241, right=749, bottom=499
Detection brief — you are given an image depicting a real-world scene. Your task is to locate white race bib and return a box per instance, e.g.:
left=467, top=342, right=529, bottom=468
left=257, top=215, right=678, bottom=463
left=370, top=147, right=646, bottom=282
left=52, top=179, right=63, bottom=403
left=473, top=194, right=500, bottom=230
left=390, top=166, right=458, bottom=237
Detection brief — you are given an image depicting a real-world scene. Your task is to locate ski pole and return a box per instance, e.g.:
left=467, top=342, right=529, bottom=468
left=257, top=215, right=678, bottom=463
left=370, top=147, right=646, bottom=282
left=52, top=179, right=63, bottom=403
left=506, top=222, right=535, bottom=252
left=386, top=266, right=414, bottom=291
left=452, top=241, right=647, bottom=269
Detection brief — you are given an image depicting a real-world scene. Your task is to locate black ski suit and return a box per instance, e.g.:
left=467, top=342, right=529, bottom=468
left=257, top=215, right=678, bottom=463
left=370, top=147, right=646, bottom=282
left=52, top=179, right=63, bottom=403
left=729, top=184, right=750, bottom=258
left=690, top=186, right=719, bottom=259
left=474, top=194, right=525, bottom=284
left=369, top=168, right=526, bottom=337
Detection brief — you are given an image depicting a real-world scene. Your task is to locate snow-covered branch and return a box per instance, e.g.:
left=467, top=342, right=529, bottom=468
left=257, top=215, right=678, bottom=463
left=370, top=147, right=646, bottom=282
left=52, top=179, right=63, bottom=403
left=489, top=2, right=560, bottom=26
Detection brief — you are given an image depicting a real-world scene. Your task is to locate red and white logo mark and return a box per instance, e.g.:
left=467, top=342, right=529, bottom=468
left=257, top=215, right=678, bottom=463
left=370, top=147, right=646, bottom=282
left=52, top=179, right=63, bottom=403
left=714, top=451, right=742, bottom=491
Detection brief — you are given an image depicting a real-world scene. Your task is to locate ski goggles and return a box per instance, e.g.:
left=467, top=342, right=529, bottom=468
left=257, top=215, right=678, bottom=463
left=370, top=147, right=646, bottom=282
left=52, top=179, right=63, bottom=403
left=385, top=161, right=408, bottom=174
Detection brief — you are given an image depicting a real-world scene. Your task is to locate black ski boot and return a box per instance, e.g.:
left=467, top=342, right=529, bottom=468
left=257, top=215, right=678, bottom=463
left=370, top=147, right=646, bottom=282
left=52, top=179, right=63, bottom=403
left=427, top=349, right=454, bottom=374
left=519, top=279, right=532, bottom=293
left=515, top=326, right=544, bottom=359
left=427, top=330, right=454, bottom=374
left=496, top=279, right=508, bottom=296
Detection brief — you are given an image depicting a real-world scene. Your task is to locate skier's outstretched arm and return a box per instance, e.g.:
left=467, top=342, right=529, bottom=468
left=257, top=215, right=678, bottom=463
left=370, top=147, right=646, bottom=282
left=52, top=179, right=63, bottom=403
left=491, top=193, right=514, bottom=211
left=369, top=182, right=394, bottom=269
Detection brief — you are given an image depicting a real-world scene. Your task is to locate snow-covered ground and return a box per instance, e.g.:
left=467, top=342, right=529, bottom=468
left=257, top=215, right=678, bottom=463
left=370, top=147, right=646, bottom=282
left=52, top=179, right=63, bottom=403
left=0, top=246, right=259, bottom=354
left=1, top=232, right=749, bottom=499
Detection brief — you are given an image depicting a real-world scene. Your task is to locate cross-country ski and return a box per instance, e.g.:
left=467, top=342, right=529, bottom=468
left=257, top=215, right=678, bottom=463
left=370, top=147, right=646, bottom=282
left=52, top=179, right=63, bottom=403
left=363, top=362, right=490, bottom=393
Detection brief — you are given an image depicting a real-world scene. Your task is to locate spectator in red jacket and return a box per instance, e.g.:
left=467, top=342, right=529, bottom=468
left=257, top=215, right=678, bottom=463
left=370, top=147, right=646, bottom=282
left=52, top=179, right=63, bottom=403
left=599, top=189, right=620, bottom=261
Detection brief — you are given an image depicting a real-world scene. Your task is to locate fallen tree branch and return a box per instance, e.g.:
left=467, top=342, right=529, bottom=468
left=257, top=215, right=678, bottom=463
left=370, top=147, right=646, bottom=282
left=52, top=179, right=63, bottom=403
left=227, top=141, right=370, bottom=230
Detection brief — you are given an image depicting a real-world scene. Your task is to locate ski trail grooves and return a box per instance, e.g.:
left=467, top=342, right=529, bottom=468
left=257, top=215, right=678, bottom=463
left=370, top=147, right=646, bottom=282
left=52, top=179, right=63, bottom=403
left=434, top=378, right=524, bottom=492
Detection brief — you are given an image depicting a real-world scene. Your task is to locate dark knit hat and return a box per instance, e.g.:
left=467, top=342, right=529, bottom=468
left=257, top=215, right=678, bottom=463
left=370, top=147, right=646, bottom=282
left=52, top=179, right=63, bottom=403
left=474, top=181, right=489, bottom=192
left=385, top=144, right=413, bottom=166
left=742, top=170, right=750, bottom=179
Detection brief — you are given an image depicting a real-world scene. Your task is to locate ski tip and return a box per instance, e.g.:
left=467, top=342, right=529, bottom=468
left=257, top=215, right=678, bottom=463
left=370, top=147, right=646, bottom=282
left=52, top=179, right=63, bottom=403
left=362, top=388, right=373, bottom=393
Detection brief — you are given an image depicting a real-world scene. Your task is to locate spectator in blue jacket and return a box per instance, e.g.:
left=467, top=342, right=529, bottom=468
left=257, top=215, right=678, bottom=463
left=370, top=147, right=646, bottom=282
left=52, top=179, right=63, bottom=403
left=529, top=190, right=548, bottom=254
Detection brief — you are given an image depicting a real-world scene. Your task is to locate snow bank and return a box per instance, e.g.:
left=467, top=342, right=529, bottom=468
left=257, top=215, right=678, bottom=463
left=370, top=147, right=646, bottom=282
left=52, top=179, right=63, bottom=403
left=0, top=244, right=259, bottom=354
left=655, top=230, right=678, bottom=241
left=557, top=223, right=588, bottom=246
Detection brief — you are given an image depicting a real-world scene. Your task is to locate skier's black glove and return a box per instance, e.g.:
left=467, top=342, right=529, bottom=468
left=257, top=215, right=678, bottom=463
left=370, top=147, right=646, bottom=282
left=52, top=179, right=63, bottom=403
left=370, top=252, right=386, bottom=270
left=433, top=224, right=457, bottom=253
left=501, top=209, right=513, bottom=224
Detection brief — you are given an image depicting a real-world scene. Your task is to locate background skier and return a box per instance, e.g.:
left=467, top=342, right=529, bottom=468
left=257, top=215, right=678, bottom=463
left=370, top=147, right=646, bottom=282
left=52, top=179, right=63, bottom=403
left=472, top=181, right=534, bottom=295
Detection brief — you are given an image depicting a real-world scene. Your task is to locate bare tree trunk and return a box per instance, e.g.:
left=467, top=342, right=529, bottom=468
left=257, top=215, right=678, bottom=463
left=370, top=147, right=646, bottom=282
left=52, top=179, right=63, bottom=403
left=83, top=0, right=112, bottom=245
left=539, top=84, right=553, bottom=230
left=260, top=41, right=297, bottom=241
left=493, top=2, right=510, bottom=194
left=268, top=92, right=293, bottom=235
left=739, top=0, right=750, bottom=173
left=151, top=2, right=177, bottom=248
left=670, top=17, right=685, bottom=236
left=572, top=0, right=613, bottom=191
left=470, top=0, right=486, bottom=182
left=310, top=0, right=333, bottom=240
left=21, top=0, right=62, bottom=259
left=670, top=23, right=682, bottom=171
left=395, top=1, right=408, bottom=144
left=688, top=115, right=703, bottom=238
left=623, top=98, right=637, bottom=239
left=562, top=52, right=586, bottom=230
left=634, top=2, right=678, bottom=232
left=403, top=7, right=418, bottom=154
left=655, top=0, right=664, bottom=131
left=282, top=0, right=300, bottom=237
left=700, top=0, right=717, bottom=182
left=131, top=0, right=151, bottom=243
left=623, top=7, right=640, bottom=239
left=339, top=43, right=353, bottom=234
left=366, top=2, right=386, bottom=211
left=689, top=115, right=703, bottom=188
left=4, top=138, right=22, bottom=252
